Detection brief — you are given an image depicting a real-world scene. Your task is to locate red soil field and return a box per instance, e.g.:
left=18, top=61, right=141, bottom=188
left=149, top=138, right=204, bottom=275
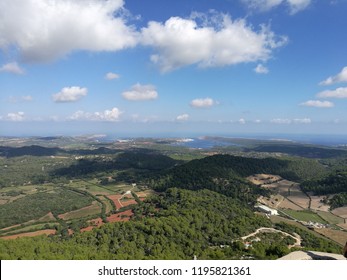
left=107, top=209, right=133, bottom=223
left=120, top=199, right=137, bottom=207
left=80, top=217, right=104, bottom=232
left=107, top=194, right=123, bottom=210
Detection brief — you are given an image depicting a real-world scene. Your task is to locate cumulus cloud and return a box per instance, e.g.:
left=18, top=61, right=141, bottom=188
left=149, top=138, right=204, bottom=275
left=0, top=0, right=138, bottom=62
left=241, top=0, right=311, bottom=14
left=316, top=87, right=347, bottom=99
left=300, top=100, right=334, bottom=108
left=0, top=62, right=25, bottom=74
left=254, top=63, right=269, bottom=74
left=319, top=66, right=347, bottom=86
left=176, top=114, right=189, bottom=121
left=105, top=72, right=120, bottom=80
left=52, top=86, right=88, bottom=103
left=122, top=83, right=158, bottom=101
left=190, top=98, right=216, bottom=108
left=2, top=112, right=25, bottom=121
left=69, top=107, right=122, bottom=122
left=141, top=12, right=287, bottom=72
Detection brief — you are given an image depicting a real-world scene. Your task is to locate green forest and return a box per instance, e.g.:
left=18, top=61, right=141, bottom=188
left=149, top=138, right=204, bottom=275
left=0, top=141, right=346, bottom=260
left=0, top=188, right=341, bottom=260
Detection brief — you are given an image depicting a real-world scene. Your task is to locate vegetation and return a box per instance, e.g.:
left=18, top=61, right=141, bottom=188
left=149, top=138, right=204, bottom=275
left=302, top=171, right=347, bottom=208
left=0, top=188, right=93, bottom=228
left=247, top=144, right=347, bottom=158
left=275, top=222, right=342, bottom=253
left=0, top=138, right=345, bottom=260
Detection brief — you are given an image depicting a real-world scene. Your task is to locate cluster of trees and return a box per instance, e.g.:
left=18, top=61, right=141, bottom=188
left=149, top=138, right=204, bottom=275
left=329, top=193, right=347, bottom=209
left=0, top=188, right=342, bottom=260
left=302, top=171, right=347, bottom=195
left=143, top=154, right=324, bottom=203
left=275, top=222, right=341, bottom=253
left=53, top=151, right=178, bottom=179
left=302, top=171, right=347, bottom=208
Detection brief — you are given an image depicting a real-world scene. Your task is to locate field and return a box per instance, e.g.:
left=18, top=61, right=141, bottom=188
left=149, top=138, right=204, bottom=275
left=280, top=209, right=326, bottom=224
left=278, top=198, right=303, bottom=210
left=314, top=228, right=347, bottom=246
left=310, top=195, right=330, bottom=212
left=58, top=201, right=101, bottom=220
left=316, top=211, right=344, bottom=225
left=332, top=206, right=347, bottom=219
left=286, top=185, right=310, bottom=209
left=1, top=229, right=56, bottom=240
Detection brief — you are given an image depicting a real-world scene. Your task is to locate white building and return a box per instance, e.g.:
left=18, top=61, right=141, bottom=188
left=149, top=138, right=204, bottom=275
left=255, top=204, right=278, bottom=215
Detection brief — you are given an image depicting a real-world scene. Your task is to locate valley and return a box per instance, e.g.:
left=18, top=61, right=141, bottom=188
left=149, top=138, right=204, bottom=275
left=0, top=136, right=347, bottom=259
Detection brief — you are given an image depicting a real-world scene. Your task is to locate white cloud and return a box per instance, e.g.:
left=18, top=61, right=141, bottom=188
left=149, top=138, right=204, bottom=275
left=319, top=66, right=347, bottom=86
left=0, top=62, right=25, bottom=74
left=270, top=118, right=292, bottom=124
left=105, top=72, right=120, bottom=80
left=141, top=13, right=287, bottom=72
left=300, top=100, right=334, bottom=108
left=2, top=112, right=25, bottom=121
left=0, top=0, right=138, bottom=62
left=69, top=107, right=122, bottom=122
left=270, top=118, right=312, bottom=124
left=176, top=114, right=189, bottom=121
left=52, top=86, right=88, bottom=103
left=239, top=118, right=246, bottom=124
left=241, top=0, right=311, bottom=14
left=254, top=119, right=262, bottom=123
left=293, top=118, right=311, bottom=124
left=241, top=0, right=283, bottom=11
left=7, top=95, right=33, bottom=103
left=316, top=87, right=347, bottom=99
left=122, top=83, right=158, bottom=101
left=287, top=0, right=311, bottom=14
left=190, top=98, right=216, bottom=108
left=254, top=63, right=269, bottom=74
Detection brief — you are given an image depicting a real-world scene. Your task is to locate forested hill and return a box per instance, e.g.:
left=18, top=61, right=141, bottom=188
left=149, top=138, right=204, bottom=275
left=144, top=154, right=324, bottom=202
left=0, top=188, right=341, bottom=260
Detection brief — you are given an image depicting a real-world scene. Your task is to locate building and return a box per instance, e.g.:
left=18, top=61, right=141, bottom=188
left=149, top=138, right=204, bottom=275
left=255, top=204, right=278, bottom=215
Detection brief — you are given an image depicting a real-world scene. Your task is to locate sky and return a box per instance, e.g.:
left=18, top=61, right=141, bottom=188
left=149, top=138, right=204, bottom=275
left=1, top=0, right=347, bottom=138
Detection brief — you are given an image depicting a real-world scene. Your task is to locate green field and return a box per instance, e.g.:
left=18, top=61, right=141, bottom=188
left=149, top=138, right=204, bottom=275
left=316, top=211, right=344, bottom=224
left=0, top=188, right=94, bottom=228
left=58, top=202, right=101, bottom=220
left=281, top=209, right=327, bottom=223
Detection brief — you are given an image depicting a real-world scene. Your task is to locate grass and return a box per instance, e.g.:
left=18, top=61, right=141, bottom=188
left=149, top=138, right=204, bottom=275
left=270, top=215, right=337, bottom=242
left=98, top=195, right=114, bottom=214
left=316, top=211, right=344, bottom=225
left=281, top=209, right=327, bottom=223
left=58, top=202, right=101, bottom=220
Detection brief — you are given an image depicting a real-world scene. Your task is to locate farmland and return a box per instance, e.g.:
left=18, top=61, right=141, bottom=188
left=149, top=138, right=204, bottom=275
left=0, top=137, right=346, bottom=259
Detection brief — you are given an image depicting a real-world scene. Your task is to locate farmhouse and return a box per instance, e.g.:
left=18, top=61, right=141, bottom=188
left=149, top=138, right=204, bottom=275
left=255, top=204, right=278, bottom=215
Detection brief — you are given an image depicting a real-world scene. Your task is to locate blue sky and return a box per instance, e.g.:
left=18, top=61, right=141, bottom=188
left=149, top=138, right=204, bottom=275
left=1, top=0, right=347, bottom=137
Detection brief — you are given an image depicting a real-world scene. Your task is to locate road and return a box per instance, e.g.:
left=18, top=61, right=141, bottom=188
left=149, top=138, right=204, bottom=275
left=241, top=227, right=301, bottom=248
